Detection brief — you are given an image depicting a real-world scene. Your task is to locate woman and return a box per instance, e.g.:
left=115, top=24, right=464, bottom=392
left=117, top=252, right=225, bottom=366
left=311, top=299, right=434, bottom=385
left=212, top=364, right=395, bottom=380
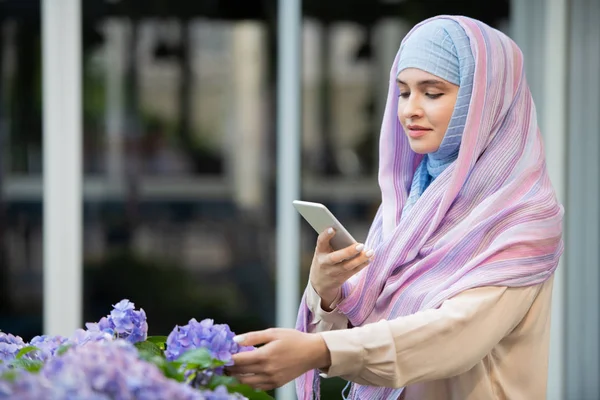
left=227, top=15, right=563, bottom=400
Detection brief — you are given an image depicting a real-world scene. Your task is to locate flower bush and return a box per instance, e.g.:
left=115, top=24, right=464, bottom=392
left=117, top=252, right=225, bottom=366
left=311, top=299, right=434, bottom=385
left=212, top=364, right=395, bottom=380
left=0, top=300, right=271, bottom=400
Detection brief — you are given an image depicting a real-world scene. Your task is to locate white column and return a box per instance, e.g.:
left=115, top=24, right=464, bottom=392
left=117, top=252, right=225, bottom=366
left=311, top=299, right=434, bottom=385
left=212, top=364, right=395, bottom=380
left=232, top=23, right=266, bottom=210
left=276, top=0, right=301, bottom=398
left=565, top=0, right=600, bottom=398
left=104, top=19, right=126, bottom=186
left=42, top=0, right=82, bottom=336
left=542, top=0, right=568, bottom=399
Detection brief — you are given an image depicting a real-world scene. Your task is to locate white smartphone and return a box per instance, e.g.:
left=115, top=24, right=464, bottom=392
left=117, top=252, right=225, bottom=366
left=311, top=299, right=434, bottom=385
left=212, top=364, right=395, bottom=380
left=292, top=200, right=357, bottom=251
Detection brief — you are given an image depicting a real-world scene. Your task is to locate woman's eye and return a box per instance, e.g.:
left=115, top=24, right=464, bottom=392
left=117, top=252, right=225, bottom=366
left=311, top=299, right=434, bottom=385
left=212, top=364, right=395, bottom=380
left=398, top=92, right=410, bottom=99
left=426, top=93, right=443, bottom=99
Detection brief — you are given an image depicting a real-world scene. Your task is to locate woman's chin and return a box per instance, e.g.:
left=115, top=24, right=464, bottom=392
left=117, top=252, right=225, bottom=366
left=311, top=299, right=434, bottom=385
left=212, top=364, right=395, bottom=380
left=408, top=140, right=438, bottom=155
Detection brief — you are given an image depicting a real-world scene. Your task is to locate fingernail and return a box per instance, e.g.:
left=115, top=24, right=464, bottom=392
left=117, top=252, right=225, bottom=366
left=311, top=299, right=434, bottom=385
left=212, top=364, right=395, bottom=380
left=355, top=244, right=364, bottom=252
left=327, top=228, right=334, bottom=235
left=233, top=335, right=246, bottom=343
left=365, top=249, right=374, bottom=258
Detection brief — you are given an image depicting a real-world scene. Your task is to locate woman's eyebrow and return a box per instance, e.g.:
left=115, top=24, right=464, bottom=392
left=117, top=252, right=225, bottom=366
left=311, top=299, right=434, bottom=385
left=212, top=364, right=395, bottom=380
left=396, top=78, right=446, bottom=87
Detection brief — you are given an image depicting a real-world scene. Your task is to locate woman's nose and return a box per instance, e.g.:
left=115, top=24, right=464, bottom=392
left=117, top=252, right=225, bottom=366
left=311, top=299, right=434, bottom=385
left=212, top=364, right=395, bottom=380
left=401, top=95, right=423, bottom=119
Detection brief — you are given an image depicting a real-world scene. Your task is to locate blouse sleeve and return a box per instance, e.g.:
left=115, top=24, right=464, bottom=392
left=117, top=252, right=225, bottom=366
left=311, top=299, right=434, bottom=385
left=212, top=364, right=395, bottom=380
left=304, top=283, right=349, bottom=333
left=317, top=284, right=541, bottom=388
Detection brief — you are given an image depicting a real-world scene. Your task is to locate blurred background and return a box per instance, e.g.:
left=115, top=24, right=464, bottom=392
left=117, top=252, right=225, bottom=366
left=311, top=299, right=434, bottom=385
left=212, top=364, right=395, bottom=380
left=0, top=0, right=597, bottom=399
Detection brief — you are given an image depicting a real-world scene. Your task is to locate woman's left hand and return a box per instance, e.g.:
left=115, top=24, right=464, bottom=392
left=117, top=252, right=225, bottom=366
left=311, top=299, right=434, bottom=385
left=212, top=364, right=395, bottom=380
left=227, top=328, right=331, bottom=391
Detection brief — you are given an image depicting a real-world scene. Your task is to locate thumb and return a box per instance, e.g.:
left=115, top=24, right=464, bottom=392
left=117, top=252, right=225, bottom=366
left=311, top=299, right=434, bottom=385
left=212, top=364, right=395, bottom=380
left=233, top=328, right=278, bottom=347
left=316, top=227, right=335, bottom=253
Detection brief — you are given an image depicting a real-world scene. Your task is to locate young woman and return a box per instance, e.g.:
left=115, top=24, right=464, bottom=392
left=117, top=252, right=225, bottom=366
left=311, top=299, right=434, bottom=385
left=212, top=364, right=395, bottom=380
left=227, top=15, right=563, bottom=400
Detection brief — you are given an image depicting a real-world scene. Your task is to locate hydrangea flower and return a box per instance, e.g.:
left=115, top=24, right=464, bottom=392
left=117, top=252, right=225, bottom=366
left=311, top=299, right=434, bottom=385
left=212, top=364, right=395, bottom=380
left=28, top=335, right=68, bottom=362
left=67, top=328, right=113, bottom=347
left=85, top=316, right=113, bottom=335
left=0, top=369, right=51, bottom=400
left=0, top=360, right=9, bottom=375
left=165, top=319, right=252, bottom=365
left=0, top=332, right=25, bottom=362
left=1, top=340, right=211, bottom=399
left=86, top=299, right=148, bottom=344
left=0, top=302, right=254, bottom=400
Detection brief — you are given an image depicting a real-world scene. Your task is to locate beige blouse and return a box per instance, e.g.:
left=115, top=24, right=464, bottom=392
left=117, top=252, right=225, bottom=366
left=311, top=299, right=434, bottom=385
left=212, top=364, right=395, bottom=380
left=306, top=275, right=554, bottom=400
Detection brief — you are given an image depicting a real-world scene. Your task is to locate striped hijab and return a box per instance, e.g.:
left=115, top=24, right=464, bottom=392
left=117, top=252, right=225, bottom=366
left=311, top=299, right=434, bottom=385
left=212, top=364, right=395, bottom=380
left=295, top=15, right=564, bottom=400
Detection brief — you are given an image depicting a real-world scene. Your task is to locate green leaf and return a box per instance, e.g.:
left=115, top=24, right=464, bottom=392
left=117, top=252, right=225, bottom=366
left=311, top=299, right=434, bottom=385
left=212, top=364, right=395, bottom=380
left=175, top=348, right=212, bottom=365
left=146, top=336, right=168, bottom=350
left=208, top=375, right=275, bottom=400
left=175, top=348, right=226, bottom=370
left=233, top=386, right=275, bottom=400
left=135, top=341, right=163, bottom=358
left=207, top=375, right=238, bottom=388
left=141, top=354, right=186, bottom=382
left=0, top=370, right=19, bottom=382
left=185, top=371, right=197, bottom=385
left=161, top=361, right=186, bottom=382
left=15, top=346, right=40, bottom=359
left=56, top=344, right=73, bottom=356
left=137, top=349, right=160, bottom=363
left=9, top=358, right=44, bottom=373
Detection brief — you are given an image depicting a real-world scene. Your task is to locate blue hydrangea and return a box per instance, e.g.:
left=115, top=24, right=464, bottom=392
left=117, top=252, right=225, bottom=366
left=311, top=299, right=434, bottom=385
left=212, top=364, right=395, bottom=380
left=0, top=332, right=25, bottom=362
left=85, top=316, right=113, bottom=335
left=28, top=335, right=68, bottom=362
left=165, top=319, right=252, bottom=365
left=67, top=328, right=113, bottom=347
left=0, top=369, right=51, bottom=400
left=0, top=360, right=9, bottom=375
left=86, top=299, right=148, bottom=344
left=0, top=302, right=252, bottom=400
left=0, top=340, right=210, bottom=400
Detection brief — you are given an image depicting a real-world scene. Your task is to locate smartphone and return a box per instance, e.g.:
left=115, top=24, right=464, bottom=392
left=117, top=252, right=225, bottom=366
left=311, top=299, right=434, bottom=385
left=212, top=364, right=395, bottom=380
left=292, top=200, right=357, bottom=251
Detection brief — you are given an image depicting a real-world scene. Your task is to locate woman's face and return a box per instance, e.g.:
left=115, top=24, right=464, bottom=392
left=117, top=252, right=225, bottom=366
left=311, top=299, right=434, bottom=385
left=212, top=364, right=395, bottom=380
left=396, top=68, right=459, bottom=154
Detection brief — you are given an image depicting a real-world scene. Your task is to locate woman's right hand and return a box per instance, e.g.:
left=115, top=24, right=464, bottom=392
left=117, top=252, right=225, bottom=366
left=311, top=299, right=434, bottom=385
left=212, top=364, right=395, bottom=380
left=309, top=228, right=374, bottom=310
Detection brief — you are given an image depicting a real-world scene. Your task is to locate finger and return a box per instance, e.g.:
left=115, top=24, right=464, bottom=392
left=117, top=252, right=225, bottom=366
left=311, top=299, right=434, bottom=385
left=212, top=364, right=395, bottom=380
left=236, top=373, right=277, bottom=391
left=345, top=258, right=371, bottom=275
left=328, top=243, right=366, bottom=264
left=342, top=249, right=374, bottom=271
left=231, top=348, right=264, bottom=367
left=316, top=228, right=335, bottom=253
left=315, top=227, right=336, bottom=254
left=226, top=363, right=264, bottom=375
left=233, top=328, right=278, bottom=348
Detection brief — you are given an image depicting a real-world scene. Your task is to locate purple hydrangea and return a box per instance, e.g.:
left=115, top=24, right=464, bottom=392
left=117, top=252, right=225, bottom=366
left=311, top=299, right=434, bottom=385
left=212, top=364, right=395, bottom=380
left=85, top=316, right=113, bottom=335
left=0, top=302, right=253, bottom=400
left=86, top=299, right=148, bottom=344
left=67, top=328, right=113, bottom=347
left=0, top=340, right=210, bottom=400
left=165, top=319, right=252, bottom=365
left=0, top=369, right=51, bottom=400
left=28, top=335, right=68, bottom=362
left=0, top=332, right=25, bottom=362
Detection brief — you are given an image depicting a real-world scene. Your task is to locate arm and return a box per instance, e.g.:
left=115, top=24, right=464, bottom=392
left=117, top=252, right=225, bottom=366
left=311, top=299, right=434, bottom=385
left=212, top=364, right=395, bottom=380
left=304, top=283, right=348, bottom=333
left=318, top=284, right=541, bottom=388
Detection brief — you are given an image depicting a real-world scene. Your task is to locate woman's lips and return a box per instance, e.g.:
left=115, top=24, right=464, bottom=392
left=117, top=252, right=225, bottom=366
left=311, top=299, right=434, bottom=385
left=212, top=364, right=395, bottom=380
left=406, top=127, right=431, bottom=138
